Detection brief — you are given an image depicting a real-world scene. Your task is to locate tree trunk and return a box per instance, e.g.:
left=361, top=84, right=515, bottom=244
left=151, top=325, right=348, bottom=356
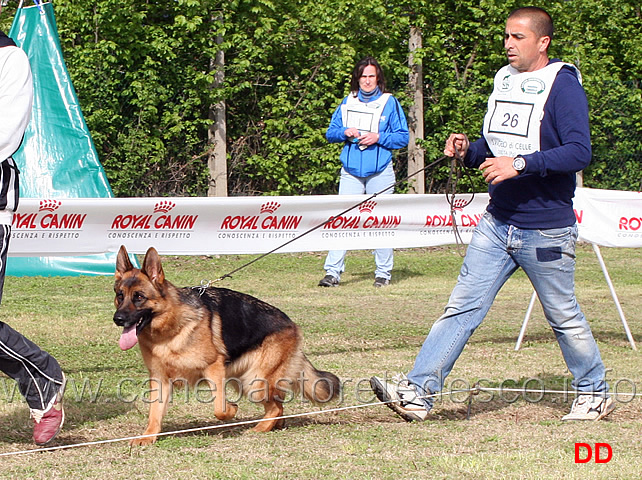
left=407, top=26, right=425, bottom=194
left=208, top=30, right=227, bottom=197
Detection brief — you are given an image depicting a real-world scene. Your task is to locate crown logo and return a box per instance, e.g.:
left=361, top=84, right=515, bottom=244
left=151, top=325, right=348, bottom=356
left=154, top=200, right=176, bottom=213
left=260, top=201, right=280, bottom=214
left=39, top=199, right=61, bottom=212
left=451, top=198, right=470, bottom=212
left=359, top=200, right=377, bottom=213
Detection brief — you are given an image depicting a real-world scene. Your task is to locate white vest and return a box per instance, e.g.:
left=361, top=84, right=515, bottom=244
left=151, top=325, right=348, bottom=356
left=341, top=92, right=392, bottom=134
left=482, top=62, right=581, bottom=157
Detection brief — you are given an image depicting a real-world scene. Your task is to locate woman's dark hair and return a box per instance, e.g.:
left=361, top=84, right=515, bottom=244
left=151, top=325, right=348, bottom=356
left=349, top=56, right=386, bottom=94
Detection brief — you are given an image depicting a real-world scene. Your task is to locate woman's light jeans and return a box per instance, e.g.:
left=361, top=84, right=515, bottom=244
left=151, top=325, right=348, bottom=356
left=323, top=163, right=395, bottom=280
left=407, top=211, right=609, bottom=410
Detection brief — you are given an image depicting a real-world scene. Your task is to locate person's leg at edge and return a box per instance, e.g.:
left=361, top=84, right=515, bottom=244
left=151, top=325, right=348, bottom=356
left=517, top=224, right=608, bottom=394
left=0, top=225, right=65, bottom=443
left=365, top=163, right=395, bottom=282
left=373, top=248, right=393, bottom=281
left=323, top=250, right=347, bottom=281
left=406, top=213, right=519, bottom=411
left=0, top=322, right=64, bottom=411
left=0, top=224, right=63, bottom=410
left=321, top=168, right=367, bottom=282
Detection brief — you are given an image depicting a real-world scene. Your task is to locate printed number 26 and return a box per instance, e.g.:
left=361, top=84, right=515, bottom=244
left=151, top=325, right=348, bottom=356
left=502, top=113, right=519, bottom=128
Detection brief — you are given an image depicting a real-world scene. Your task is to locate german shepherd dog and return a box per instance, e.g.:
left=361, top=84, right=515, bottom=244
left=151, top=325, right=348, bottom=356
left=113, top=245, right=340, bottom=446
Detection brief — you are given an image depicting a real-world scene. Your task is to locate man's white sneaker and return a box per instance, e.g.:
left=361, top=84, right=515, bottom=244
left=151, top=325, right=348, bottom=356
left=562, top=394, right=615, bottom=421
left=370, top=374, right=429, bottom=422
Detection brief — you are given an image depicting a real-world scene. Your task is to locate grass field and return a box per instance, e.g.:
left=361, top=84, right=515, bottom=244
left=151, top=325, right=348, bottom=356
left=0, top=245, right=640, bottom=479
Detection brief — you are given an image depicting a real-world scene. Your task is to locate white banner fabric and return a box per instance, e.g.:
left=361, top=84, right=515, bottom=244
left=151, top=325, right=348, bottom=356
left=573, top=188, right=642, bottom=247
left=7, top=188, right=642, bottom=256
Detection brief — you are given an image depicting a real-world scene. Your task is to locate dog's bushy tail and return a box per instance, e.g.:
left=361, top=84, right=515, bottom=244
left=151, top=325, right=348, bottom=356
left=298, top=353, right=341, bottom=404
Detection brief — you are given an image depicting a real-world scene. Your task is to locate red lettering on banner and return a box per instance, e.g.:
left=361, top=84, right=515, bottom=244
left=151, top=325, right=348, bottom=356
left=181, top=215, right=198, bottom=229
left=324, top=216, right=360, bottom=229
left=261, top=215, right=302, bottom=230
left=221, top=214, right=300, bottom=230
left=219, top=215, right=259, bottom=229
left=220, top=216, right=231, bottom=229
left=424, top=215, right=453, bottom=227
left=220, top=208, right=301, bottom=231
left=111, top=214, right=152, bottom=229
left=111, top=213, right=196, bottom=230
left=574, top=209, right=583, bottom=223
left=424, top=213, right=483, bottom=228
left=241, top=216, right=259, bottom=229
left=154, top=215, right=198, bottom=229
left=619, top=217, right=642, bottom=231
left=40, top=213, right=87, bottom=229
left=363, top=216, right=401, bottom=229
left=13, top=212, right=87, bottom=229
left=13, top=212, right=38, bottom=229
left=460, top=214, right=483, bottom=227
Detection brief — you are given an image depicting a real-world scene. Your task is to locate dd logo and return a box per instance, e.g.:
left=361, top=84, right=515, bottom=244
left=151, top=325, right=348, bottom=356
left=575, top=443, right=613, bottom=463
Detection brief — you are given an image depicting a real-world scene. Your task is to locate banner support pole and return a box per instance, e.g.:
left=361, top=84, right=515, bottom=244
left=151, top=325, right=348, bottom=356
left=591, top=242, right=637, bottom=350
left=515, top=291, right=538, bottom=351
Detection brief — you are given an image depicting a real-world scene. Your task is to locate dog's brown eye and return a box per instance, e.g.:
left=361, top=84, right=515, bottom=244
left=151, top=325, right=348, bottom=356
left=133, top=292, right=146, bottom=302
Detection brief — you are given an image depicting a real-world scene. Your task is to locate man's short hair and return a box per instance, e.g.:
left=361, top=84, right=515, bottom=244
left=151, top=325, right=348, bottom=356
left=508, top=6, right=554, bottom=42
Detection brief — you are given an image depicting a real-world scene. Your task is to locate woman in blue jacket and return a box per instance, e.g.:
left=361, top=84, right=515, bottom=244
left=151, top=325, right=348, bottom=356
left=319, top=57, right=409, bottom=288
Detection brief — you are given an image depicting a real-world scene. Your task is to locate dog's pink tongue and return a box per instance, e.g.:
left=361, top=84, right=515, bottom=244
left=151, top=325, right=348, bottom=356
left=119, top=325, right=138, bottom=351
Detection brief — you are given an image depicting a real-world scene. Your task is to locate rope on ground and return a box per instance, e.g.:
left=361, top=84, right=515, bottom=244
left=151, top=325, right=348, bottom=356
left=0, top=386, right=638, bottom=458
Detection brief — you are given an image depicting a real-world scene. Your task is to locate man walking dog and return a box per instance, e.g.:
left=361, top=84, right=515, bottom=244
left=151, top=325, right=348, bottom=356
left=371, top=6, right=614, bottom=423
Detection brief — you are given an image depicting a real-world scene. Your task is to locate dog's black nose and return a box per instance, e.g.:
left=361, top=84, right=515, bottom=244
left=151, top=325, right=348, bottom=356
left=113, top=311, right=127, bottom=326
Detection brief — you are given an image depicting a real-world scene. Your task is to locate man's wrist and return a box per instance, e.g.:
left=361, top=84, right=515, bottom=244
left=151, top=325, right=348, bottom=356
left=512, top=155, right=526, bottom=174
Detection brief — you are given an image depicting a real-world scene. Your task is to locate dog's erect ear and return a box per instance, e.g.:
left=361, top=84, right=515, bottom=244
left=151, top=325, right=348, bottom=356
left=141, top=247, right=165, bottom=286
left=115, top=245, right=134, bottom=280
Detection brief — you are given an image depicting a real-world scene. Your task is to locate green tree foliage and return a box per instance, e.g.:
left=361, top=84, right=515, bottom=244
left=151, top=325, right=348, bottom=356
left=220, top=0, right=409, bottom=195
left=403, top=0, right=522, bottom=193
left=551, top=0, right=642, bottom=190
left=50, top=0, right=216, bottom=196
left=2, top=0, right=640, bottom=196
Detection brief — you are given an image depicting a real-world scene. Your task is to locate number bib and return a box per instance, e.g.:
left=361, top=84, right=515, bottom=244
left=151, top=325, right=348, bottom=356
left=341, top=93, right=391, bottom=134
left=483, top=62, right=581, bottom=157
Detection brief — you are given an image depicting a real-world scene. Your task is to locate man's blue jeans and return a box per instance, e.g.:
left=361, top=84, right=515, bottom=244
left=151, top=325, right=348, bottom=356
left=323, top=164, right=395, bottom=280
left=407, top=211, right=609, bottom=409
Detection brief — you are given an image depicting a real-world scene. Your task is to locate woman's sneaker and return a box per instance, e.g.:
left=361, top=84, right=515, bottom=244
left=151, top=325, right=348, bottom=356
left=373, top=277, right=390, bottom=288
left=562, top=394, right=615, bottom=421
left=370, top=374, right=429, bottom=422
left=318, top=275, right=339, bottom=287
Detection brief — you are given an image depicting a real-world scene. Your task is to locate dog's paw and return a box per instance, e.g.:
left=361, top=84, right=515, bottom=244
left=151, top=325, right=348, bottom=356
left=129, top=435, right=157, bottom=446
left=252, top=419, right=280, bottom=433
left=215, top=402, right=239, bottom=421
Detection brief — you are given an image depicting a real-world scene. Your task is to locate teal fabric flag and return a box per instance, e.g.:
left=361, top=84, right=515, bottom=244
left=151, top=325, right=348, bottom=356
left=7, top=2, right=135, bottom=275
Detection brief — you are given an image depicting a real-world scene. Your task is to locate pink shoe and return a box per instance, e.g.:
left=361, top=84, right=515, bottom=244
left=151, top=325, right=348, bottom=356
left=31, top=375, right=66, bottom=446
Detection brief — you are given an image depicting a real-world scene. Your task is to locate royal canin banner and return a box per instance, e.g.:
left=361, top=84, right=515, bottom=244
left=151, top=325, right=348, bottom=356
left=7, top=188, right=642, bottom=257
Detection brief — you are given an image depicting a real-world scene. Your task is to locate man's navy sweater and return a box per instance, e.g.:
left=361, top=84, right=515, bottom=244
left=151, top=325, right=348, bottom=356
left=465, top=59, right=591, bottom=229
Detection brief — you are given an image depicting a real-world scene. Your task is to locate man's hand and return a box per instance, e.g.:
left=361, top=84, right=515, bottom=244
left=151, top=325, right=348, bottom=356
left=479, top=156, right=519, bottom=184
left=444, top=133, right=470, bottom=159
